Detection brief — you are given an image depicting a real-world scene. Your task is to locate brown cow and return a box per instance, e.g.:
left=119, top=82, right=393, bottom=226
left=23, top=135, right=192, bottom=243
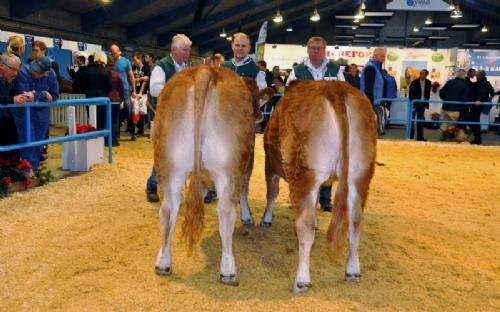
left=153, top=65, right=258, bottom=285
left=261, top=80, right=377, bottom=293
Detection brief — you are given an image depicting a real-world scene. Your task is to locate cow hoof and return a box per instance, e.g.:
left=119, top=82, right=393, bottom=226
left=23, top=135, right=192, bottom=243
left=241, top=219, right=254, bottom=226
left=293, top=282, right=312, bottom=294
left=345, top=273, right=361, bottom=283
left=260, top=221, right=272, bottom=227
left=219, top=274, right=239, bottom=286
left=155, top=266, right=172, bottom=276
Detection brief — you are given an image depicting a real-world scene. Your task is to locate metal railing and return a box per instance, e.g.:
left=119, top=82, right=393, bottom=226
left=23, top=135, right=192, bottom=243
left=0, top=97, right=112, bottom=164
left=51, top=93, right=87, bottom=127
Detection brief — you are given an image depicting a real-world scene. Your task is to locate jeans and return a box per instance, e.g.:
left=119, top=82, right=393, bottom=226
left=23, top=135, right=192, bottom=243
left=10, top=106, right=50, bottom=171
left=123, top=89, right=134, bottom=134
left=410, top=104, right=426, bottom=139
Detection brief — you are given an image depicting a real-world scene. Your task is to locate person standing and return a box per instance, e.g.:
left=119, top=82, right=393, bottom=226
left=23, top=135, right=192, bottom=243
left=109, top=44, right=136, bottom=140
left=82, top=51, right=112, bottom=131
left=439, top=69, right=468, bottom=140
left=11, top=56, right=59, bottom=172
left=408, top=69, right=431, bottom=141
left=0, top=53, right=31, bottom=158
left=145, top=34, right=192, bottom=203
left=286, top=36, right=345, bottom=212
left=360, top=48, right=387, bottom=137
left=67, top=55, right=87, bottom=94
left=469, top=70, right=494, bottom=144
left=132, top=52, right=150, bottom=136
left=106, top=56, right=124, bottom=147
left=345, top=64, right=360, bottom=89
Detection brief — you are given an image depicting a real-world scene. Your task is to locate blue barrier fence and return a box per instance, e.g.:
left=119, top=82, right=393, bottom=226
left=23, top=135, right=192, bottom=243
left=0, top=97, right=113, bottom=164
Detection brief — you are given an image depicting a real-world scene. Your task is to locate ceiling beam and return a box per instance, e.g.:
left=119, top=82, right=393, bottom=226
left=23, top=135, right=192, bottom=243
left=198, top=0, right=359, bottom=54
left=187, top=0, right=338, bottom=48
left=81, top=0, right=156, bottom=33
left=127, top=0, right=219, bottom=42
left=10, top=0, right=56, bottom=18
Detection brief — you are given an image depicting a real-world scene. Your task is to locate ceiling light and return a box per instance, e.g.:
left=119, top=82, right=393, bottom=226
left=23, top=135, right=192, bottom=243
left=310, top=8, right=320, bottom=22
left=286, top=27, right=293, bottom=32
left=337, top=35, right=354, bottom=39
left=463, top=43, right=480, bottom=47
left=425, top=17, right=432, bottom=25
left=226, top=36, right=232, bottom=41
left=273, top=9, right=283, bottom=24
left=413, top=26, right=419, bottom=32
left=451, top=24, right=480, bottom=28
left=354, top=18, right=360, bottom=23
left=486, top=42, right=500, bottom=45
left=428, top=36, right=451, bottom=40
left=360, top=23, right=385, bottom=27
left=450, top=9, right=463, bottom=18
left=100, top=0, right=111, bottom=4
left=364, top=12, right=394, bottom=17
left=219, top=28, right=227, bottom=38
left=352, top=26, right=358, bottom=30
left=449, top=3, right=455, bottom=10
left=355, top=34, right=376, bottom=38
left=481, top=25, right=489, bottom=32
left=354, top=9, right=365, bottom=20
left=361, top=1, right=366, bottom=10
left=421, top=26, right=447, bottom=30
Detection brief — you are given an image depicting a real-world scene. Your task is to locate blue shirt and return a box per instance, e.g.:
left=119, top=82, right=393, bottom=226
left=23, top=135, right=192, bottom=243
left=114, top=56, right=132, bottom=91
left=16, top=64, right=59, bottom=103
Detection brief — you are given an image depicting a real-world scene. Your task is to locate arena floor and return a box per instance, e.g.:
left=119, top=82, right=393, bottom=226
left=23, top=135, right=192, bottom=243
left=0, top=134, right=499, bottom=311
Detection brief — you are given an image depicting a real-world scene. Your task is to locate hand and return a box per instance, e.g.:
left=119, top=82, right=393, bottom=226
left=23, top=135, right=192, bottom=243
left=13, top=94, right=28, bottom=104
left=24, top=92, right=34, bottom=102
left=131, top=91, right=137, bottom=98
left=474, top=100, right=481, bottom=106
left=45, top=91, right=53, bottom=102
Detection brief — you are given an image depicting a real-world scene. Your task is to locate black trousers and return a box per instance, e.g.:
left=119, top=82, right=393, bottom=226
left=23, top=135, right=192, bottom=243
left=468, top=106, right=482, bottom=143
left=410, top=104, right=426, bottom=139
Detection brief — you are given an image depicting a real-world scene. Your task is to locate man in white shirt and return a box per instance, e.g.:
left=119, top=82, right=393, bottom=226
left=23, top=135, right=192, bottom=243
left=146, top=34, right=192, bottom=202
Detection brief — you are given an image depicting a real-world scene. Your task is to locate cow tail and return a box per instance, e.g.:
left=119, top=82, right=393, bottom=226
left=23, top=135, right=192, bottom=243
left=182, top=67, right=214, bottom=253
left=326, top=88, right=350, bottom=258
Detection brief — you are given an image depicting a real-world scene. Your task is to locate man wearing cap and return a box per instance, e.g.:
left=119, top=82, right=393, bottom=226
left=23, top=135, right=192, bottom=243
left=11, top=56, right=59, bottom=171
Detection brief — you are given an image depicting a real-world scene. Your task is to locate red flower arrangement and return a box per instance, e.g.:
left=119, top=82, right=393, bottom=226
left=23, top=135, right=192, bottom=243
left=65, top=123, right=97, bottom=135
left=0, top=156, right=35, bottom=197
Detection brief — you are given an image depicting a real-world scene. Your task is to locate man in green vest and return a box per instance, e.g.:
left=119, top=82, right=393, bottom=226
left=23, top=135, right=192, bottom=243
left=146, top=34, right=192, bottom=202
left=287, top=36, right=345, bottom=212
left=204, top=32, right=268, bottom=207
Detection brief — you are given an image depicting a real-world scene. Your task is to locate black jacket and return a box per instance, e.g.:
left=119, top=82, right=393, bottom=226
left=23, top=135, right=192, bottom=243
left=68, top=65, right=88, bottom=94
left=345, top=74, right=360, bottom=90
left=409, top=78, right=431, bottom=108
left=440, top=78, right=468, bottom=112
left=82, top=64, right=112, bottom=98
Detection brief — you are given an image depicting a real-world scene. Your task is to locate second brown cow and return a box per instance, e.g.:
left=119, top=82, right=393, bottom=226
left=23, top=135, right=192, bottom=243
left=261, top=80, right=377, bottom=293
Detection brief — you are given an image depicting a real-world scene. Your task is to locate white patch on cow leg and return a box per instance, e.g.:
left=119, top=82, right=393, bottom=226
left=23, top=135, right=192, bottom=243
left=155, top=174, right=187, bottom=276
left=345, top=185, right=362, bottom=282
left=239, top=171, right=254, bottom=225
left=261, top=174, right=280, bottom=226
left=293, top=192, right=316, bottom=294
left=214, top=175, right=238, bottom=286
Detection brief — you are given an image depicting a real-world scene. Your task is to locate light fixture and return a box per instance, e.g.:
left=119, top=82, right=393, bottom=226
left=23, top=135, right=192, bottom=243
left=352, top=26, right=358, bottom=30
left=286, top=27, right=293, bottom=32
left=425, top=16, right=432, bottom=25
left=413, top=26, right=419, bottom=32
left=100, top=0, right=111, bottom=4
left=450, top=2, right=462, bottom=19
left=354, top=8, right=365, bottom=20
left=219, top=28, right=227, bottom=38
left=449, top=0, right=455, bottom=11
left=481, top=25, right=489, bottom=32
left=354, top=18, right=360, bottom=23
left=273, top=9, right=283, bottom=24
left=361, top=1, right=366, bottom=10
left=310, top=8, right=320, bottom=22
left=226, top=36, right=232, bottom=41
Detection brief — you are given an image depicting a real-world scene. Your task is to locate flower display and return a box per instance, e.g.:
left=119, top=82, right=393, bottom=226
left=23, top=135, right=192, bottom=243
left=0, top=156, right=35, bottom=197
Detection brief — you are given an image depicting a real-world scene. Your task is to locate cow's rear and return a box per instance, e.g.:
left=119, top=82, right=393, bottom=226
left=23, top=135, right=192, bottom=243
left=153, top=66, right=255, bottom=285
left=262, top=80, right=376, bottom=293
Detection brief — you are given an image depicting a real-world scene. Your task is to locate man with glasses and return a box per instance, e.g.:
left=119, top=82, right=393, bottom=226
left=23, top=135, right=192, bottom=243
left=286, top=36, right=345, bottom=212
left=0, top=53, right=32, bottom=156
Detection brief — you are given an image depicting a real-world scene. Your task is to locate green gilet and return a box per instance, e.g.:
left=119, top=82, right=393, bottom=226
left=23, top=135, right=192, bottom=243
left=294, top=62, right=340, bottom=80
left=150, top=55, right=177, bottom=108
left=222, top=59, right=260, bottom=78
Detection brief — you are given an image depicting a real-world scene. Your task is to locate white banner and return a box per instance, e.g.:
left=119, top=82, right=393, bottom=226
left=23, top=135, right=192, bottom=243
left=387, top=0, right=450, bottom=11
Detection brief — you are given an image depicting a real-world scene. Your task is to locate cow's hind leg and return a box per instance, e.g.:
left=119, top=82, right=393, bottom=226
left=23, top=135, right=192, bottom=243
left=291, top=186, right=318, bottom=294
left=345, top=178, right=366, bottom=282
left=239, top=151, right=254, bottom=225
left=260, top=167, right=280, bottom=227
left=155, top=172, right=188, bottom=276
left=214, top=173, right=239, bottom=286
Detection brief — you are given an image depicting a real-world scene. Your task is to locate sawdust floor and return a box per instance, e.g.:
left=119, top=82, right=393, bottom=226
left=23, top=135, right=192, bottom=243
left=0, top=135, right=499, bottom=311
